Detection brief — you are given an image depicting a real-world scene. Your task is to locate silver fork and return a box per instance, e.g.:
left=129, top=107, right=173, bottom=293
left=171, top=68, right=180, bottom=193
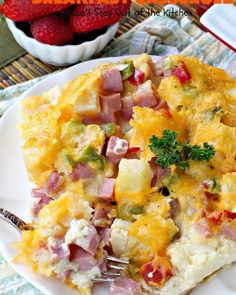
left=0, top=208, right=129, bottom=282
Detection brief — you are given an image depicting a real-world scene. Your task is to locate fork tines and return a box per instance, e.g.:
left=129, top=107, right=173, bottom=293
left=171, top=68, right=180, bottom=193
left=93, top=255, right=129, bottom=283
left=107, top=256, right=129, bottom=264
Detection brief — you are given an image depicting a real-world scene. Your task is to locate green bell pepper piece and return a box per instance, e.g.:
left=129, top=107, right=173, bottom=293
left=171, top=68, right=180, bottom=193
left=101, top=123, right=116, bottom=137
left=161, top=59, right=175, bottom=70
left=130, top=206, right=143, bottom=215
left=62, top=120, right=85, bottom=137
left=121, top=60, right=134, bottom=80
left=63, top=153, right=77, bottom=167
left=79, top=146, right=105, bottom=171
left=118, top=203, right=144, bottom=221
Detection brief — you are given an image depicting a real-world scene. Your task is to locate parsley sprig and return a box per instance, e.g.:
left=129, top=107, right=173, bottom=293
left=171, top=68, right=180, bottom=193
left=149, top=130, right=215, bottom=170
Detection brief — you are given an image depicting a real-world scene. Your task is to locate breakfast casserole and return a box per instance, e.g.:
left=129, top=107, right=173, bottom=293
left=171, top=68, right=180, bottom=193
left=14, top=54, right=236, bottom=295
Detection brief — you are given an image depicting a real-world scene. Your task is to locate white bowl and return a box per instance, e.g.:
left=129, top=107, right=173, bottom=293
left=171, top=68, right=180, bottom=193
left=200, top=4, right=236, bottom=52
left=6, top=18, right=118, bottom=66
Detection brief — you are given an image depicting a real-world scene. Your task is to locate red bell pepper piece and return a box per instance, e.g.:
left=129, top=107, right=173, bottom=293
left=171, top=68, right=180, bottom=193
left=172, top=62, right=191, bottom=85
left=204, top=191, right=220, bottom=201
left=207, top=210, right=236, bottom=224
left=140, top=256, right=172, bottom=287
left=141, top=262, right=163, bottom=285
left=126, top=147, right=140, bottom=154
left=129, top=68, right=145, bottom=86
left=207, top=210, right=224, bottom=224
left=224, top=210, right=236, bottom=220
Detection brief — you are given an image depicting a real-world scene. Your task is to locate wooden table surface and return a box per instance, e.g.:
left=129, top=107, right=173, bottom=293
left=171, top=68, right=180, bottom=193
left=0, top=3, right=202, bottom=90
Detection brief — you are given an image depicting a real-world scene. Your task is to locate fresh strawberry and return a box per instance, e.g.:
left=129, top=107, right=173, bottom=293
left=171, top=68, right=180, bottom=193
left=70, top=0, right=131, bottom=33
left=0, top=0, right=70, bottom=21
left=31, top=15, right=73, bottom=45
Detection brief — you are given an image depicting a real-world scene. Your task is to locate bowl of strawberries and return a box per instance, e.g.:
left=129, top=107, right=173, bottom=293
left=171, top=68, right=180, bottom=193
left=1, top=0, right=131, bottom=66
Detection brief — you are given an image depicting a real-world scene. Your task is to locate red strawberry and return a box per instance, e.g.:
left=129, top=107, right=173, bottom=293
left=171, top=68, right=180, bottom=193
left=31, top=15, right=73, bottom=45
left=0, top=0, right=70, bottom=21
left=70, top=1, right=131, bottom=33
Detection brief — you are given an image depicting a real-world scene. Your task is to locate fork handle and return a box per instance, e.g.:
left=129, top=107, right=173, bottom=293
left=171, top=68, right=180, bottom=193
left=0, top=208, right=33, bottom=232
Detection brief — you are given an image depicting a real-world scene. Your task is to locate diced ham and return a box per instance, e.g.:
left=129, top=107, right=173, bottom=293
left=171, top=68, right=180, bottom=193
left=100, top=93, right=121, bottom=113
left=101, top=69, right=123, bottom=93
left=47, top=238, right=69, bottom=263
left=106, top=136, right=129, bottom=163
left=44, top=171, right=63, bottom=195
left=194, top=218, right=212, bottom=237
left=69, top=244, right=98, bottom=271
left=82, top=116, right=93, bottom=125
left=79, top=228, right=100, bottom=255
left=65, top=220, right=100, bottom=255
left=221, top=220, right=236, bottom=240
left=99, top=249, right=108, bottom=272
left=109, top=276, right=140, bottom=295
left=97, top=112, right=116, bottom=124
left=121, top=96, right=134, bottom=120
left=154, top=57, right=177, bottom=78
left=133, top=80, right=157, bottom=108
left=149, top=158, right=168, bottom=187
left=153, top=166, right=168, bottom=186
left=83, top=112, right=116, bottom=125
left=154, top=57, right=165, bottom=77
left=92, top=204, right=116, bottom=227
left=31, top=188, right=51, bottom=215
left=70, top=162, right=95, bottom=182
left=97, top=178, right=115, bottom=202
left=97, top=227, right=111, bottom=246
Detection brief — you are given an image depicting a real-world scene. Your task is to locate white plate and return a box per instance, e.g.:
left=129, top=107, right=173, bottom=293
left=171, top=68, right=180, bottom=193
left=0, top=57, right=236, bottom=295
left=200, top=4, right=236, bottom=52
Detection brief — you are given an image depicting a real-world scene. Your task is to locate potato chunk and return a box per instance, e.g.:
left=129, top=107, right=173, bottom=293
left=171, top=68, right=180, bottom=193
left=59, top=71, right=101, bottom=116
left=116, top=159, right=153, bottom=193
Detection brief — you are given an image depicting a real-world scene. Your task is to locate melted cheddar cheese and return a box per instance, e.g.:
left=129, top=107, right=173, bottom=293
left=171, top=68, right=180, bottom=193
left=128, top=215, right=178, bottom=254
left=129, top=107, right=187, bottom=160
left=17, top=54, right=236, bottom=294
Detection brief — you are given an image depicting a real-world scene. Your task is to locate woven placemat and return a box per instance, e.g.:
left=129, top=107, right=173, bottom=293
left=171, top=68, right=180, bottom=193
left=0, top=3, right=201, bottom=90
left=0, top=18, right=26, bottom=68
